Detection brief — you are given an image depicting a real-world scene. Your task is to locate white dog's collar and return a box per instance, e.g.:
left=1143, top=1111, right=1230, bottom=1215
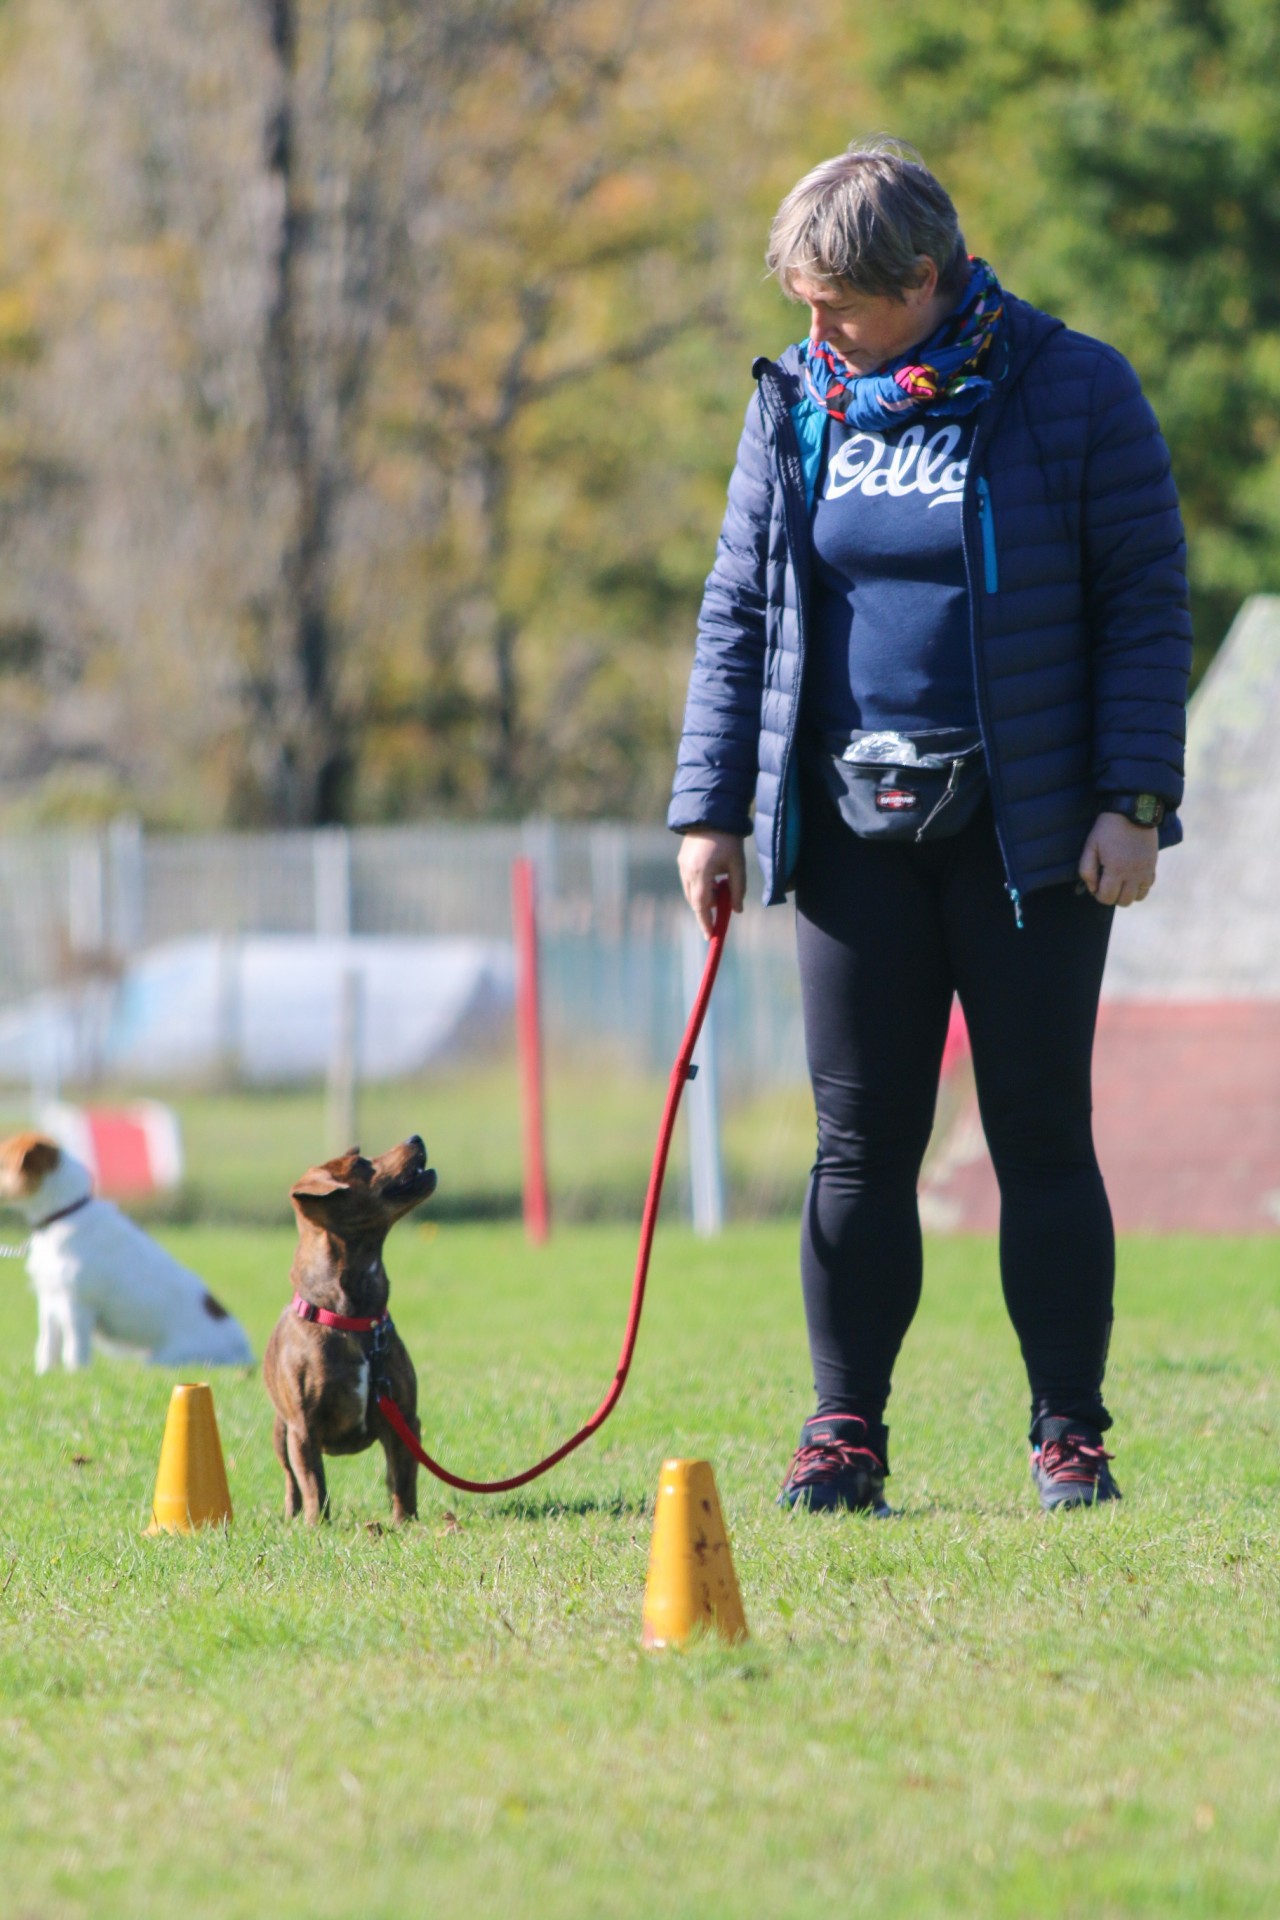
left=0, top=1192, right=94, bottom=1260
left=32, top=1194, right=94, bottom=1232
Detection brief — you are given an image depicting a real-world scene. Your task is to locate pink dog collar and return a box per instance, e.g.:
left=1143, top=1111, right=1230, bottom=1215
left=291, top=1293, right=388, bottom=1334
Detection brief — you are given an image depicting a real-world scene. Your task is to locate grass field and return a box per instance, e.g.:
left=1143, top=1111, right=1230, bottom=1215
left=0, top=1053, right=822, bottom=1227
left=0, top=1221, right=1276, bottom=1917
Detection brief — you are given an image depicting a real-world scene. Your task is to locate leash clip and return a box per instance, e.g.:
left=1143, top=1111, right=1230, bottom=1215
left=367, top=1312, right=394, bottom=1397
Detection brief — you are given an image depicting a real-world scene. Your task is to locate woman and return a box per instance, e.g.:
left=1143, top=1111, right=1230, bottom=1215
left=670, top=139, right=1191, bottom=1513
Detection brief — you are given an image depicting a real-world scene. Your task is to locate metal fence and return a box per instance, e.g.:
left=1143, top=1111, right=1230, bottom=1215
left=0, top=818, right=807, bottom=1097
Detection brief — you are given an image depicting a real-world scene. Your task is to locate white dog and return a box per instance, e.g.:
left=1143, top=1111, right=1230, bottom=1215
left=0, top=1132, right=253, bottom=1373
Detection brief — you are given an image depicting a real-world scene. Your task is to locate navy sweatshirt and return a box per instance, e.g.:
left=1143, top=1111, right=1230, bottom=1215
left=805, top=411, right=979, bottom=739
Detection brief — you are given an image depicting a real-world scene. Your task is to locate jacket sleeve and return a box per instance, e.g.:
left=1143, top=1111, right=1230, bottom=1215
left=667, top=390, right=774, bottom=836
left=1082, top=346, right=1193, bottom=806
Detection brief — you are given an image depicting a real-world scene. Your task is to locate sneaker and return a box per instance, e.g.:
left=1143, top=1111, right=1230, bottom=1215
left=1031, top=1417, right=1122, bottom=1511
left=778, top=1413, right=891, bottom=1515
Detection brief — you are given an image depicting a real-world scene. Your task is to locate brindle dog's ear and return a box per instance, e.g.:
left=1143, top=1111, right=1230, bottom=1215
left=291, top=1168, right=351, bottom=1203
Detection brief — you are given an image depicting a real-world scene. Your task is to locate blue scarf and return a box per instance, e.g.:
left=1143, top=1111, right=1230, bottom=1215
left=800, top=258, right=1004, bottom=431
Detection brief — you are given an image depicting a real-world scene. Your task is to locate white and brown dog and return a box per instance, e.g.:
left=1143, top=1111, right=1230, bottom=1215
left=0, top=1132, right=253, bottom=1373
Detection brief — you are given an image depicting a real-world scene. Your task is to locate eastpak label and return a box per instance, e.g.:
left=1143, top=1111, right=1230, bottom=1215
left=875, top=789, right=919, bottom=812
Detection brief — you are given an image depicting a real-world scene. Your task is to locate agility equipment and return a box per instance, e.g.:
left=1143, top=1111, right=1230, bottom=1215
left=641, top=1458, right=748, bottom=1648
left=147, top=1382, right=233, bottom=1532
left=376, top=879, right=733, bottom=1494
left=39, top=1098, right=183, bottom=1198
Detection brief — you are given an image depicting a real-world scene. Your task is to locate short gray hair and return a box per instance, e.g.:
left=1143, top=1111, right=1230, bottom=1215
left=766, top=137, right=968, bottom=302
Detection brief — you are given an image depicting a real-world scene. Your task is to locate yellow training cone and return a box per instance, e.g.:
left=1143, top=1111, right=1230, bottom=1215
left=146, top=1383, right=233, bottom=1533
left=641, top=1458, right=748, bottom=1649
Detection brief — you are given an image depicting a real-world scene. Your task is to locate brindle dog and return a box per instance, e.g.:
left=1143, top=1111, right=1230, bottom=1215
left=263, top=1136, right=436, bottom=1524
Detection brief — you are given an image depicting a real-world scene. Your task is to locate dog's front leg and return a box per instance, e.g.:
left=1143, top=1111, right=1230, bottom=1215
left=381, top=1415, right=420, bottom=1525
left=273, top=1414, right=302, bottom=1520
left=62, top=1299, right=94, bottom=1371
left=284, top=1424, right=329, bottom=1524
left=34, top=1296, right=63, bottom=1375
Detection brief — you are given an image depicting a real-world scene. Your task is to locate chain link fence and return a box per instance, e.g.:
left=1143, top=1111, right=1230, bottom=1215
left=0, top=819, right=814, bottom=1223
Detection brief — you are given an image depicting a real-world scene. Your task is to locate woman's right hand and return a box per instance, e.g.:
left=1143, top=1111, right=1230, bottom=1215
left=677, top=829, right=747, bottom=939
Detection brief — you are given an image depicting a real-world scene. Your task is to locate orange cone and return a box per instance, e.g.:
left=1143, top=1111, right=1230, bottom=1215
left=641, top=1458, right=748, bottom=1648
left=146, top=1382, right=233, bottom=1533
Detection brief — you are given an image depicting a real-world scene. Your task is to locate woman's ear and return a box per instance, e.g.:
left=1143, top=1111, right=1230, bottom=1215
left=909, top=255, right=940, bottom=304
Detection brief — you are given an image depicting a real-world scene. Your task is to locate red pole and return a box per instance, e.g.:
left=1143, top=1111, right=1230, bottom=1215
left=512, top=856, right=550, bottom=1244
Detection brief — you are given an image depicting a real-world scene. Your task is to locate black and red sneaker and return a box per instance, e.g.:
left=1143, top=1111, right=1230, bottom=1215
left=778, top=1413, right=891, bottom=1515
left=1031, top=1417, right=1121, bottom=1511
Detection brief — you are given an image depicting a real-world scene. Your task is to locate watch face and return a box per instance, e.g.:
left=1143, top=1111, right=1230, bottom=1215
left=1134, top=794, right=1159, bottom=826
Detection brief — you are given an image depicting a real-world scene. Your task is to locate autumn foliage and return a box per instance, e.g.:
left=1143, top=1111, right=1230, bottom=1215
left=0, top=0, right=1274, bottom=828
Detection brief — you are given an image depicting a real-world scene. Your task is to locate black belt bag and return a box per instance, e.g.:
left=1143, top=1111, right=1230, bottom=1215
left=817, top=727, right=988, bottom=843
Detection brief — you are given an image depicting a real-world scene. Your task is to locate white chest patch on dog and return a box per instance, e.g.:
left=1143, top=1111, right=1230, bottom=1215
left=353, top=1357, right=370, bottom=1424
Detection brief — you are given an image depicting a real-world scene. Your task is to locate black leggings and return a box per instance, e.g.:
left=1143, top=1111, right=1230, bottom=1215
left=794, top=776, right=1116, bottom=1453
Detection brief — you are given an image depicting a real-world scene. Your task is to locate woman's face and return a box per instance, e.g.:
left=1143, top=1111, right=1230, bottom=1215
left=792, top=263, right=947, bottom=374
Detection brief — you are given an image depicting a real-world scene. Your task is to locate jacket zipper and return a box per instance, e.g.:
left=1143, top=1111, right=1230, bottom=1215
left=963, top=458, right=1023, bottom=927
left=754, top=366, right=812, bottom=892
left=976, top=475, right=999, bottom=593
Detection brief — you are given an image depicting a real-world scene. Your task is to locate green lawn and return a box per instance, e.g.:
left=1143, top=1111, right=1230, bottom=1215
left=49, top=1058, right=817, bottom=1226
left=0, top=1223, right=1276, bottom=1917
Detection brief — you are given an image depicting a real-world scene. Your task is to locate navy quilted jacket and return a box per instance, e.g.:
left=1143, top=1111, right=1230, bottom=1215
left=668, top=294, right=1193, bottom=914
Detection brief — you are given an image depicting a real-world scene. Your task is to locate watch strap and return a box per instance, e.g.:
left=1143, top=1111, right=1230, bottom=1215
left=1100, top=792, right=1166, bottom=828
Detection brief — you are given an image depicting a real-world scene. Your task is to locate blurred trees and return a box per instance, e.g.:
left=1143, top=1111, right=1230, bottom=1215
left=862, top=0, right=1280, bottom=669
left=0, top=0, right=1276, bottom=828
left=0, top=0, right=826, bottom=826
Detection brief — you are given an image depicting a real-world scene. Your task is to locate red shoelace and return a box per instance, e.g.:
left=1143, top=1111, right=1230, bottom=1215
left=787, top=1437, right=884, bottom=1486
left=1037, top=1434, right=1114, bottom=1484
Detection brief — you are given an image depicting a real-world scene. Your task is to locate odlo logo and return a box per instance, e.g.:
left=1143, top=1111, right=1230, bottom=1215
left=826, top=423, right=969, bottom=507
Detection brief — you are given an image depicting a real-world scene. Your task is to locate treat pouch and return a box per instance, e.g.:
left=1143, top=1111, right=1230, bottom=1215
left=818, top=727, right=988, bottom=843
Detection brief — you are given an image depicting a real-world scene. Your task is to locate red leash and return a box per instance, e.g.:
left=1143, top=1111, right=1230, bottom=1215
left=377, top=879, right=733, bottom=1494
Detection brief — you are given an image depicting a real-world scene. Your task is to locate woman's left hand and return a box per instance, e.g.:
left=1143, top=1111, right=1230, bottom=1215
left=1077, top=813, right=1158, bottom=907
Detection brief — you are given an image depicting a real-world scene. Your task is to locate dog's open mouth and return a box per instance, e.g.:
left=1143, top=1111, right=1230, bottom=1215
left=381, top=1160, right=437, bottom=1205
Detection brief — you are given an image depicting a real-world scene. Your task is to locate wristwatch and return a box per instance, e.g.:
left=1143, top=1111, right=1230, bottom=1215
left=1101, top=793, right=1166, bottom=828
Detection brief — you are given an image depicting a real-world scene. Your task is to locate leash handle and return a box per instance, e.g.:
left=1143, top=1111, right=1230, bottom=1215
left=378, top=878, right=734, bottom=1495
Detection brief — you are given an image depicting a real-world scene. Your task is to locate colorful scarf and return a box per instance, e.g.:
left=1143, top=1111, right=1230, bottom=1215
left=800, top=258, right=1004, bottom=431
